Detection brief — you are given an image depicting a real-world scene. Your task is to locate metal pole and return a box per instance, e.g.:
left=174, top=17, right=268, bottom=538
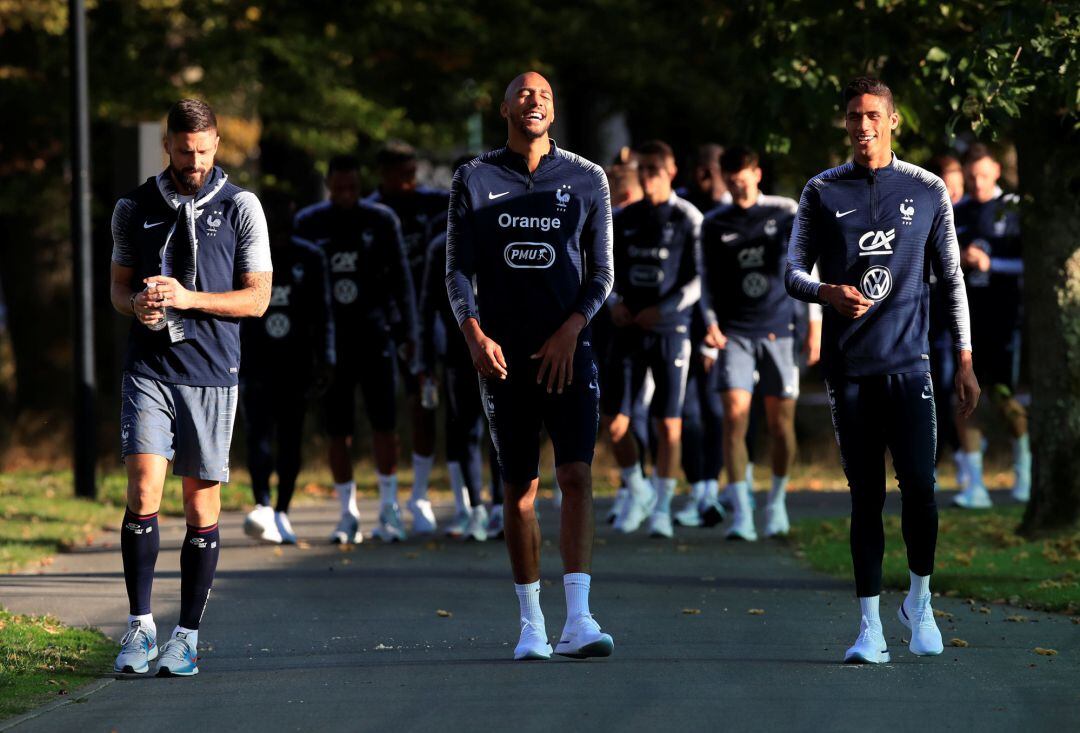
left=70, top=0, right=96, bottom=499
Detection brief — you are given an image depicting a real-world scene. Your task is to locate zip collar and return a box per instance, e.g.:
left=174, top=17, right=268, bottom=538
left=156, top=166, right=229, bottom=211
left=851, top=152, right=897, bottom=179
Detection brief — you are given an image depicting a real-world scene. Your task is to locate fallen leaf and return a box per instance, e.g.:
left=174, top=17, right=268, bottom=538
left=436, top=609, right=452, bottom=618
left=978, top=606, right=991, bottom=615
left=747, top=608, right=765, bottom=615
left=1005, top=615, right=1029, bottom=623
left=949, top=638, right=969, bottom=648
left=682, top=608, right=702, bottom=615
left=933, top=610, right=954, bottom=620
left=1034, top=647, right=1058, bottom=656
left=272, top=547, right=284, bottom=557
left=404, top=552, right=419, bottom=560
left=296, top=541, right=311, bottom=550
left=1071, top=617, right=1080, bottom=625
left=337, top=544, right=355, bottom=553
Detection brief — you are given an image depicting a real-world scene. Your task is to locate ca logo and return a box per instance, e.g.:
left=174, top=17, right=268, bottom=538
left=860, top=266, right=892, bottom=301
left=858, top=229, right=895, bottom=256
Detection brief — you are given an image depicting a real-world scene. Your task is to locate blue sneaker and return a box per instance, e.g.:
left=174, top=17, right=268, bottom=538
left=113, top=620, right=158, bottom=673
left=155, top=631, right=199, bottom=677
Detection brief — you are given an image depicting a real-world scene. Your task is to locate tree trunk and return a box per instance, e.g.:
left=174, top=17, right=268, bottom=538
left=1016, top=108, right=1080, bottom=536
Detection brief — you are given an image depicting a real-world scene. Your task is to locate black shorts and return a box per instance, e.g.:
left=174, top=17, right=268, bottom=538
left=324, top=337, right=398, bottom=436
left=600, top=327, right=690, bottom=420
left=481, top=343, right=600, bottom=484
left=972, top=326, right=1020, bottom=395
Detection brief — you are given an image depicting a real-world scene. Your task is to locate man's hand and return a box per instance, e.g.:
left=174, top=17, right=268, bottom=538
left=954, top=350, right=981, bottom=418
left=132, top=289, right=165, bottom=327
left=633, top=306, right=660, bottom=331
left=704, top=323, right=727, bottom=350
left=610, top=302, right=633, bottom=328
left=532, top=313, right=585, bottom=394
left=961, top=245, right=991, bottom=273
left=143, top=276, right=195, bottom=311
left=820, top=283, right=873, bottom=319
left=462, top=318, right=507, bottom=380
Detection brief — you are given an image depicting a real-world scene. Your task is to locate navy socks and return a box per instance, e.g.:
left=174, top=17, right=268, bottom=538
left=179, top=523, right=220, bottom=630
left=120, top=509, right=159, bottom=615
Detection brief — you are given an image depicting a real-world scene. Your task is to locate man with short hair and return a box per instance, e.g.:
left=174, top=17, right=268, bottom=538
left=952, top=144, right=1029, bottom=506
left=786, top=77, right=979, bottom=664
left=109, top=99, right=272, bottom=676
left=446, top=71, right=615, bottom=661
left=678, top=143, right=732, bottom=216
left=294, top=155, right=419, bottom=542
left=604, top=139, right=703, bottom=539
left=701, top=145, right=815, bottom=541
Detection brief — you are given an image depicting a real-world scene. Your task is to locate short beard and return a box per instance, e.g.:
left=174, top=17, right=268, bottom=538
left=515, top=118, right=549, bottom=140
left=169, top=164, right=206, bottom=195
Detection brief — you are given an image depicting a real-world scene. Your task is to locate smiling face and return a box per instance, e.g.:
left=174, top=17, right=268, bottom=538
left=501, top=72, right=555, bottom=141
left=845, top=93, right=898, bottom=167
left=164, top=129, right=219, bottom=194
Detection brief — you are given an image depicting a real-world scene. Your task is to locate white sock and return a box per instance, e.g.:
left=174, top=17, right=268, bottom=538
left=411, top=453, right=434, bottom=501
left=769, top=475, right=789, bottom=507
left=689, top=480, right=706, bottom=502
left=128, top=613, right=155, bottom=632
left=858, top=596, right=881, bottom=627
left=377, top=473, right=398, bottom=506
left=563, top=572, right=591, bottom=619
left=447, top=461, right=470, bottom=513
left=652, top=475, right=676, bottom=513
left=1013, top=434, right=1031, bottom=468
left=953, top=450, right=969, bottom=487
left=172, top=625, right=198, bottom=648
left=745, top=462, right=755, bottom=486
left=704, top=479, right=719, bottom=502
left=964, top=450, right=985, bottom=489
left=621, top=464, right=652, bottom=501
left=907, top=571, right=931, bottom=606
left=514, top=581, right=544, bottom=626
left=334, top=481, right=358, bottom=516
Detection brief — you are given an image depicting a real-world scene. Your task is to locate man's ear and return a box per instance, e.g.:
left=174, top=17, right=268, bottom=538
left=890, top=111, right=900, bottom=130
left=499, top=100, right=509, bottom=120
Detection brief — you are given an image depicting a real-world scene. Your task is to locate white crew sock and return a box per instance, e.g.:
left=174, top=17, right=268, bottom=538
left=1013, top=434, right=1031, bottom=469
left=964, top=450, right=985, bottom=489
left=172, top=625, right=198, bottom=649
left=652, top=475, right=677, bottom=514
left=953, top=450, right=970, bottom=488
left=334, top=481, right=358, bottom=516
left=704, top=479, right=720, bottom=502
left=745, top=462, right=755, bottom=486
left=447, top=461, right=470, bottom=513
left=621, top=464, right=651, bottom=501
left=689, top=480, right=707, bottom=502
left=128, top=613, right=155, bottom=632
left=411, top=453, right=434, bottom=500
left=907, top=570, right=931, bottom=607
left=858, top=596, right=881, bottom=627
left=377, top=473, right=398, bottom=506
left=769, top=475, right=788, bottom=507
left=514, top=580, right=544, bottom=625
left=563, top=572, right=591, bottom=619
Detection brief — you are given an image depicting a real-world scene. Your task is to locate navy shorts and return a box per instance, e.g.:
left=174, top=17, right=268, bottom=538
left=324, top=335, right=398, bottom=435
left=481, top=343, right=600, bottom=484
left=120, top=372, right=238, bottom=483
left=972, top=326, right=1021, bottom=395
left=716, top=333, right=799, bottom=399
left=600, top=327, right=691, bottom=420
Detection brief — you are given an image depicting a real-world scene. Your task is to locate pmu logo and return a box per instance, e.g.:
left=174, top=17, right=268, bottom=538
left=504, top=242, right=555, bottom=269
left=629, top=264, right=664, bottom=287
left=265, top=313, right=291, bottom=338
left=554, top=185, right=571, bottom=212
left=860, top=265, right=893, bottom=301
left=899, top=199, right=915, bottom=225
left=858, top=229, right=895, bottom=256
left=742, top=272, right=768, bottom=298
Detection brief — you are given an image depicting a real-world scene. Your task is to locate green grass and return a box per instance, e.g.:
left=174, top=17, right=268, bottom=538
left=793, top=505, right=1080, bottom=614
left=0, top=609, right=114, bottom=720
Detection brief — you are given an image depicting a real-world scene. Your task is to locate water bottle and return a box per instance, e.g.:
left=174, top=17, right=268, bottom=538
left=144, top=283, right=167, bottom=331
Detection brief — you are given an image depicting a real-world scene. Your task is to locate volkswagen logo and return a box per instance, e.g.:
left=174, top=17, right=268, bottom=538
left=860, top=266, right=893, bottom=301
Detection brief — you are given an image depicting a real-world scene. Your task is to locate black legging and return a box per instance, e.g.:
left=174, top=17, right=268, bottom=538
left=826, top=372, right=939, bottom=597
left=444, top=363, right=486, bottom=506
left=681, top=356, right=723, bottom=483
left=240, top=376, right=307, bottom=513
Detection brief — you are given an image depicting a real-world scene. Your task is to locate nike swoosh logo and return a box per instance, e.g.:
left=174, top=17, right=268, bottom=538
left=835, top=209, right=857, bottom=218
left=488, top=191, right=510, bottom=200
left=143, top=220, right=165, bottom=229
left=921, top=391, right=932, bottom=400
left=721, top=233, right=739, bottom=242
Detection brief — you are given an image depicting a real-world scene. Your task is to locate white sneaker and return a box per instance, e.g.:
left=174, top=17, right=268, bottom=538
left=372, top=503, right=407, bottom=542
left=555, top=614, right=614, bottom=659
left=647, top=510, right=674, bottom=539
left=673, top=484, right=705, bottom=527
left=329, top=511, right=363, bottom=544
left=487, top=505, right=505, bottom=539
left=113, top=620, right=158, bottom=673
left=763, top=501, right=789, bottom=538
left=444, top=509, right=470, bottom=538
left=465, top=505, right=489, bottom=542
left=513, top=618, right=552, bottom=661
left=725, top=483, right=757, bottom=541
left=274, top=511, right=297, bottom=544
left=243, top=505, right=282, bottom=544
left=614, top=485, right=655, bottom=534
left=952, top=483, right=993, bottom=509
left=607, top=488, right=629, bottom=524
left=898, top=594, right=944, bottom=656
left=844, top=617, right=890, bottom=664
left=407, top=497, right=437, bottom=535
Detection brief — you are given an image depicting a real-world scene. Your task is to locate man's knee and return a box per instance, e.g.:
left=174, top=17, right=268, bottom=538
left=656, top=417, right=682, bottom=444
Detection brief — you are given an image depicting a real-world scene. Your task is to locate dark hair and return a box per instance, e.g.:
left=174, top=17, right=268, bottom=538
left=691, top=143, right=723, bottom=169
left=376, top=140, right=417, bottom=169
left=963, top=143, right=995, bottom=167
left=926, top=153, right=961, bottom=177
left=611, top=146, right=638, bottom=168
left=719, top=146, right=759, bottom=174
left=842, top=77, right=894, bottom=113
left=166, top=99, right=217, bottom=134
left=634, top=139, right=675, bottom=163
left=327, top=154, right=359, bottom=175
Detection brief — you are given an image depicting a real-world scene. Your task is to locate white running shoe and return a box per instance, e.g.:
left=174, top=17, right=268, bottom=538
left=555, top=614, right=614, bottom=659
left=763, top=501, right=790, bottom=538
left=372, top=503, right=407, bottom=542
left=725, top=483, right=757, bottom=541
left=673, top=484, right=705, bottom=527
left=647, top=510, right=674, bottom=539
left=465, top=505, right=489, bottom=542
left=614, top=485, right=655, bottom=534
left=155, top=630, right=198, bottom=677
left=952, top=483, right=993, bottom=509
left=444, top=509, right=470, bottom=538
left=274, top=511, right=297, bottom=544
left=487, top=505, right=505, bottom=539
left=607, top=488, right=629, bottom=524
left=243, top=505, right=282, bottom=544
left=329, top=511, right=363, bottom=544
left=844, top=617, right=890, bottom=664
left=513, top=618, right=552, bottom=661
left=407, top=497, right=437, bottom=535
left=898, top=594, right=944, bottom=656
left=113, top=620, right=158, bottom=674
